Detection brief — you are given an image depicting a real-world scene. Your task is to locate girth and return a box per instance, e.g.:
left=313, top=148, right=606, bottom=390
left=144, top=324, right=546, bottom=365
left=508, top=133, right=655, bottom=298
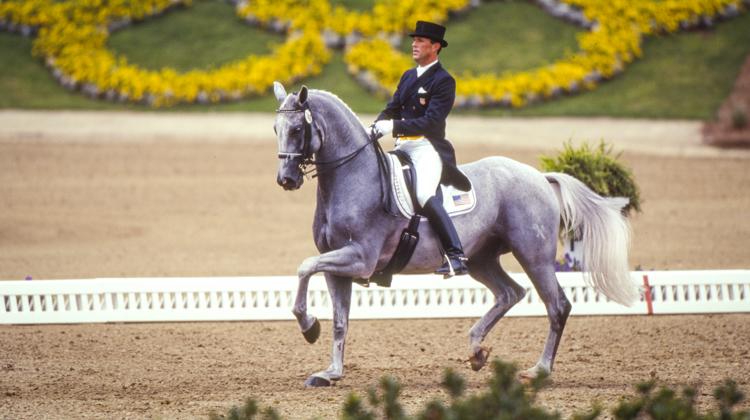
left=369, top=214, right=421, bottom=288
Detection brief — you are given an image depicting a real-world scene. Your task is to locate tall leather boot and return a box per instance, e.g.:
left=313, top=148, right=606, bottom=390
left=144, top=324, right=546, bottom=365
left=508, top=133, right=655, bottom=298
left=421, top=196, right=468, bottom=278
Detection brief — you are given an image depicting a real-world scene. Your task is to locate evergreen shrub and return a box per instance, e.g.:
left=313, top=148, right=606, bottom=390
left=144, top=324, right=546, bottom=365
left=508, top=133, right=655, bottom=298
left=540, top=140, right=642, bottom=216
left=208, top=359, right=748, bottom=419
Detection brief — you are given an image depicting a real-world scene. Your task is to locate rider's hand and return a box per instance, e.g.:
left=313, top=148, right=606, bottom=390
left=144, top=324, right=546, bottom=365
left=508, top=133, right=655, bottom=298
left=374, top=120, right=393, bottom=136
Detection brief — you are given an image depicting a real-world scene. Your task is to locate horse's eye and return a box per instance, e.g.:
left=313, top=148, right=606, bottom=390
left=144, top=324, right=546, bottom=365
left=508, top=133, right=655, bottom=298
left=294, top=126, right=303, bottom=133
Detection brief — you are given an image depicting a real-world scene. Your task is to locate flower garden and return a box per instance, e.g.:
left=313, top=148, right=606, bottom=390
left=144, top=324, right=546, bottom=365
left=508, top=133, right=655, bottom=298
left=0, top=0, right=747, bottom=108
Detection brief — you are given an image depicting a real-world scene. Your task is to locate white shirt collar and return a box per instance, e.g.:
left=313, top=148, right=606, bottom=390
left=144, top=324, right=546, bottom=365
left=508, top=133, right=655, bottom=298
left=416, top=59, right=439, bottom=78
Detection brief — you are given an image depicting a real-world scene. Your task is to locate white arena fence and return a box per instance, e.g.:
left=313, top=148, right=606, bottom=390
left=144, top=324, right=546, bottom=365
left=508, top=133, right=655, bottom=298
left=1, top=271, right=748, bottom=325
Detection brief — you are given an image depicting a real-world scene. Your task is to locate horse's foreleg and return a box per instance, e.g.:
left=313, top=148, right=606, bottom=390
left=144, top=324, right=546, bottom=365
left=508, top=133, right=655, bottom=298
left=295, top=244, right=370, bottom=387
left=305, top=274, right=352, bottom=387
left=293, top=244, right=367, bottom=344
left=467, top=254, right=526, bottom=371
left=292, top=274, right=320, bottom=344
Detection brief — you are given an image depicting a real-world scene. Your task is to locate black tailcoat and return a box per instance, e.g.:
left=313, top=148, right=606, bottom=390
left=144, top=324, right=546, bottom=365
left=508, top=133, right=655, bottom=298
left=376, top=62, right=469, bottom=190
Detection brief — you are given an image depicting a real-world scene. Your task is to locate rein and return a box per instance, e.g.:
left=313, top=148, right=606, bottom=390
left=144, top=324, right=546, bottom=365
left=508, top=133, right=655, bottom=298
left=303, top=133, right=379, bottom=179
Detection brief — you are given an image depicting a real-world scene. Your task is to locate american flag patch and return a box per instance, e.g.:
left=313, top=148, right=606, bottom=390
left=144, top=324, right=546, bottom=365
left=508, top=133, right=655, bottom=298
left=452, top=193, right=471, bottom=206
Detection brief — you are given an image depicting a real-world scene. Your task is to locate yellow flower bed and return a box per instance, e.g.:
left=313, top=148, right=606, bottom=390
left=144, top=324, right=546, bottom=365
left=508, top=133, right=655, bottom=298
left=345, top=0, right=747, bottom=107
left=236, top=0, right=472, bottom=37
left=1, top=0, right=330, bottom=107
left=0, top=0, right=746, bottom=107
left=0, top=0, right=65, bottom=29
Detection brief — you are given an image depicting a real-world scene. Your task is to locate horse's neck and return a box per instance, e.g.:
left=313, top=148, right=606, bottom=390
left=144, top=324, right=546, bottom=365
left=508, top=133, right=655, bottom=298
left=315, top=137, right=382, bottom=208
left=311, top=93, right=382, bottom=205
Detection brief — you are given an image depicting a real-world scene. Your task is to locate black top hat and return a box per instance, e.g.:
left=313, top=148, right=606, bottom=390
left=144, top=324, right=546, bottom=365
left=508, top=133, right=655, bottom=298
left=409, top=20, right=448, bottom=48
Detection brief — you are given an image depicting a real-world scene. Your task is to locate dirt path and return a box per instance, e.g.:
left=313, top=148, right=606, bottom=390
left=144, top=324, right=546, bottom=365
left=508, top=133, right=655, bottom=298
left=1, top=316, right=748, bottom=419
left=0, top=111, right=749, bottom=419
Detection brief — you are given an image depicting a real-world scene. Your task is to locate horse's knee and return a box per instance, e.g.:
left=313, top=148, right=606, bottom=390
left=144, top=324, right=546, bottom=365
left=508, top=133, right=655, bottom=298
left=297, top=256, right=318, bottom=277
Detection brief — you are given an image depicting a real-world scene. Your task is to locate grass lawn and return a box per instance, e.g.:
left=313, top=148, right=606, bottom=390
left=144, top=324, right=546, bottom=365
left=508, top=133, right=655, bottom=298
left=0, top=0, right=748, bottom=119
left=433, top=1, right=582, bottom=75
left=0, top=33, right=128, bottom=110
left=492, top=9, right=750, bottom=119
left=107, top=0, right=283, bottom=72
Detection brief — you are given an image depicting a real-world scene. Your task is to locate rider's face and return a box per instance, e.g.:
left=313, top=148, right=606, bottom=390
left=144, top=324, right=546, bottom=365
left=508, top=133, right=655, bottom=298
left=411, top=36, right=439, bottom=66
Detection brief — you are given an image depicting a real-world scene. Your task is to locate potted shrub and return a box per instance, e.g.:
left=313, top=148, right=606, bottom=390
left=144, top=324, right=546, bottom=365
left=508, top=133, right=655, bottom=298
left=540, top=140, right=642, bottom=271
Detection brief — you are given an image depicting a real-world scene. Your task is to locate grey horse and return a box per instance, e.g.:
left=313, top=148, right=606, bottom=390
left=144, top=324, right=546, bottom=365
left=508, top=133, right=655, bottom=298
left=272, top=82, right=638, bottom=387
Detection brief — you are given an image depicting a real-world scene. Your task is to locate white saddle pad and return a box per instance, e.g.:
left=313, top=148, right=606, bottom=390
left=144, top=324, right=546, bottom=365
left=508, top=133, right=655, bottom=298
left=387, top=153, right=476, bottom=218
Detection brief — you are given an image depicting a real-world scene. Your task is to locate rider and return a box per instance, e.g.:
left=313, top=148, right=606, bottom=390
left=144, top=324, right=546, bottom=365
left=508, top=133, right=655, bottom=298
left=372, top=20, right=469, bottom=278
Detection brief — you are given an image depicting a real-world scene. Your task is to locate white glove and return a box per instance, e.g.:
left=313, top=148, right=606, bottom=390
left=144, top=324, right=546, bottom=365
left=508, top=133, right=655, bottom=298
left=367, top=124, right=379, bottom=138
left=374, top=119, right=394, bottom=136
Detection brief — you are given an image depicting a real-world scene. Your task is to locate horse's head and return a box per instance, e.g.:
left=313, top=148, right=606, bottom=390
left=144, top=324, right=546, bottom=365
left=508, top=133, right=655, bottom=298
left=273, top=82, right=323, bottom=191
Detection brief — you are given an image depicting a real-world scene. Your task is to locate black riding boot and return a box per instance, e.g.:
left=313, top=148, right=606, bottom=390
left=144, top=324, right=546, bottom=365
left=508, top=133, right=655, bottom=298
left=421, top=196, right=468, bottom=278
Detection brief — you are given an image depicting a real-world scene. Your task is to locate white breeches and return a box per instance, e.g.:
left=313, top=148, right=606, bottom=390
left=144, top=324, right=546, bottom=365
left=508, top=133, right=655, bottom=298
left=394, top=138, right=442, bottom=207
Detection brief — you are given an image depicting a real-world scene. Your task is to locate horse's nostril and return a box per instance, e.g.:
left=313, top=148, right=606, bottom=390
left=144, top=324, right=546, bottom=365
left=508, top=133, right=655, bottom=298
left=278, top=176, right=296, bottom=189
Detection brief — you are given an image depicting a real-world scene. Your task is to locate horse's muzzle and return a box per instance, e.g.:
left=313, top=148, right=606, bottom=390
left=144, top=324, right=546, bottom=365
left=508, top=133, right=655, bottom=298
left=277, top=169, right=304, bottom=190
left=277, top=158, right=304, bottom=190
left=277, top=175, right=302, bottom=190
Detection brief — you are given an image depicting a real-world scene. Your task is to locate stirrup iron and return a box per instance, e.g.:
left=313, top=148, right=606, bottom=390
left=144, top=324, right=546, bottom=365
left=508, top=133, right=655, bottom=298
left=436, top=253, right=468, bottom=279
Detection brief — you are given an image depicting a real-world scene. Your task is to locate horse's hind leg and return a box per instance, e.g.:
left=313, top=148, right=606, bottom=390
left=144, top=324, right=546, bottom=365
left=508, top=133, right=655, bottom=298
left=516, top=258, right=572, bottom=380
left=467, top=248, right=527, bottom=371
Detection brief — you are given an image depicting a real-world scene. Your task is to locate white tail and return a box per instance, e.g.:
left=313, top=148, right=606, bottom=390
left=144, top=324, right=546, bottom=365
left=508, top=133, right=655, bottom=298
left=545, top=172, right=639, bottom=306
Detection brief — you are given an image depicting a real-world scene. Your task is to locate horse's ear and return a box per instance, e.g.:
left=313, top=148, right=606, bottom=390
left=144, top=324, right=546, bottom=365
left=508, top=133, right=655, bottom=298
left=273, top=81, right=287, bottom=103
left=298, top=85, right=308, bottom=104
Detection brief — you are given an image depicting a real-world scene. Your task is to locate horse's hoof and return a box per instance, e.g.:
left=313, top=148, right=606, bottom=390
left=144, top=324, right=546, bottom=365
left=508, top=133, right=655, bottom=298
left=302, top=318, right=320, bottom=344
left=469, top=346, right=491, bottom=371
left=517, top=370, right=535, bottom=384
left=518, top=365, right=549, bottom=384
left=304, top=375, right=332, bottom=388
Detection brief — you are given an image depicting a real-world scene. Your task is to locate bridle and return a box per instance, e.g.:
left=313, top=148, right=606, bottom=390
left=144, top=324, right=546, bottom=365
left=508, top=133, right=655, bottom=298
left=276, top=101, right=315, bottom=162
left=275, top=100, right=381, bottom=179
left=275, top=95, right=396, bottom=215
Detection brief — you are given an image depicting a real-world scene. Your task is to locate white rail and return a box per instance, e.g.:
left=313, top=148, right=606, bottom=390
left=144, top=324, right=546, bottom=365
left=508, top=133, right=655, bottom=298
left=1, top=271, right=748, bottom=325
